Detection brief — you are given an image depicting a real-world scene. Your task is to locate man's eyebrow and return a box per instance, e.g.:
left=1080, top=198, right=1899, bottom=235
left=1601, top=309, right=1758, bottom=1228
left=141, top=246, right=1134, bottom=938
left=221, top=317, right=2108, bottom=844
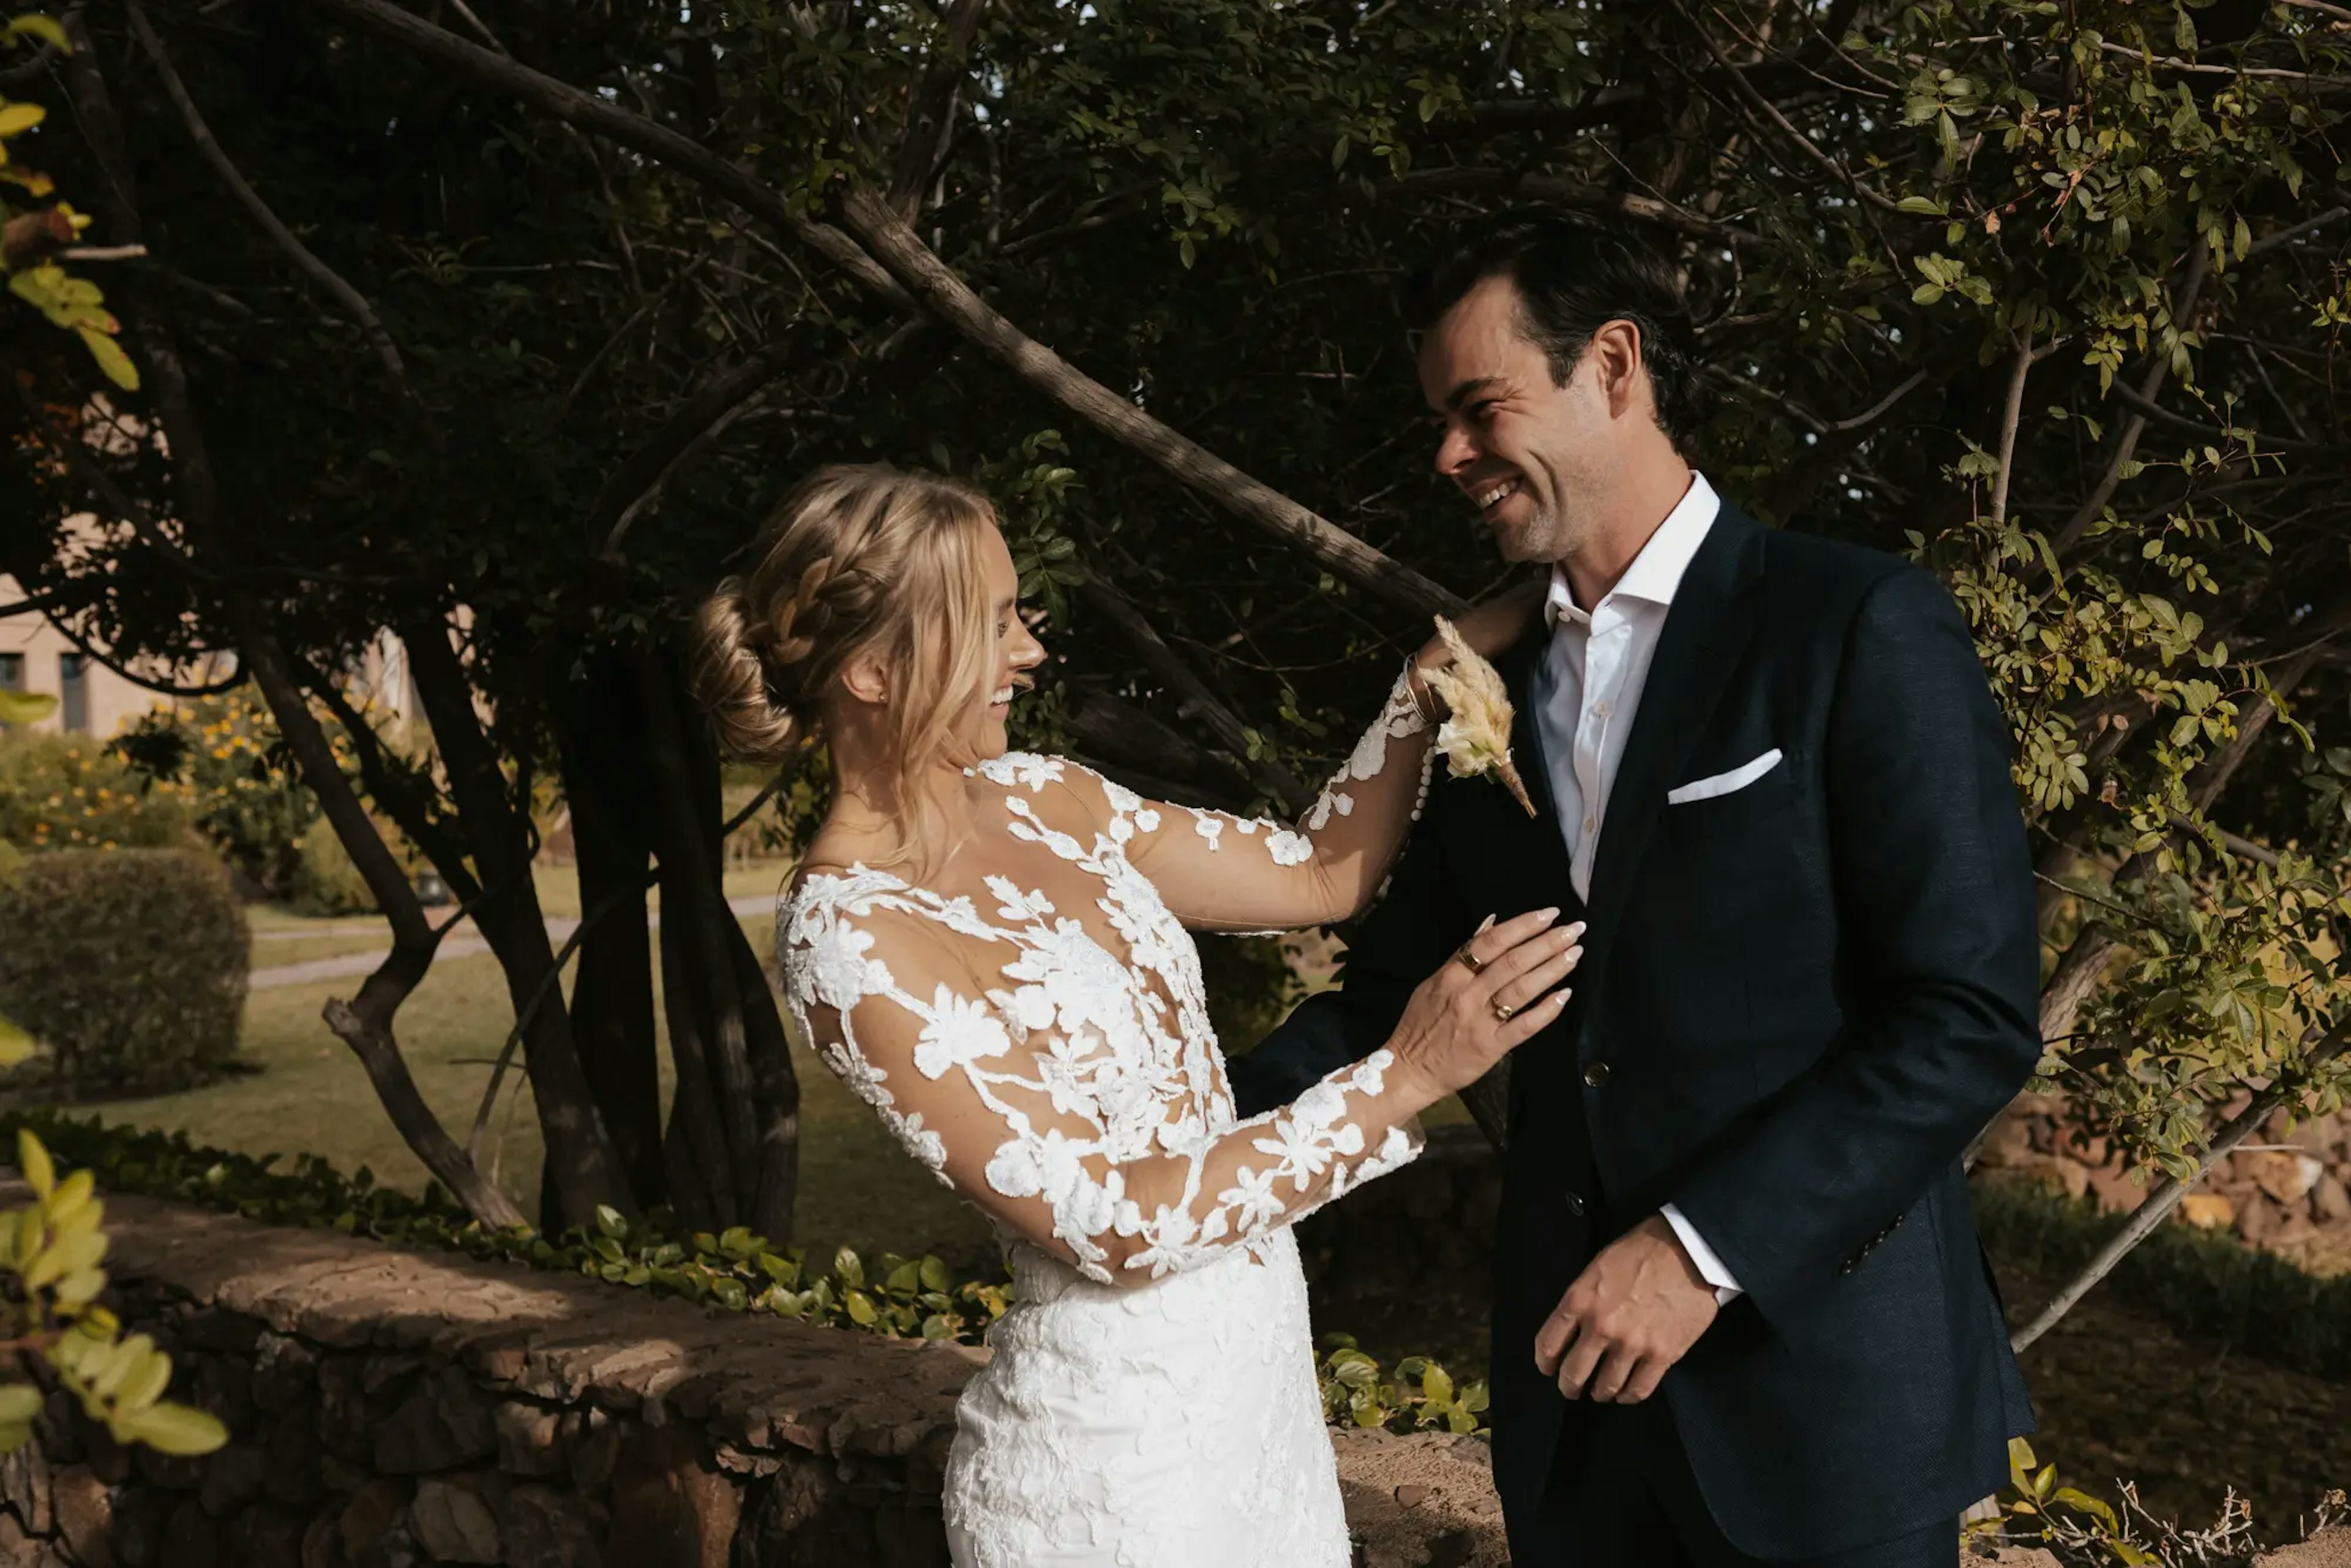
left=1440, top=376, right=1506, bottom=412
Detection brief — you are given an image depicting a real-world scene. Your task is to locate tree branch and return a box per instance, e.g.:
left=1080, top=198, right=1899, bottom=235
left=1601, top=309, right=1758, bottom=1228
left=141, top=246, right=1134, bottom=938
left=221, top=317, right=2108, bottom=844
left=833, top=188, right=1464, bottom=618
left=2053, top=237, right=2211, bottom=557
left=1079, top=577, right=1314, bottom=815
left=126, top=0, right=403, bottom=378
left=1990, top=330, right=2037, bottom=524
left=307, top=0, right=914, bottom=312
left=587, top=336, right=800, bottom=560
left=1387, top=167, right=1758, bottom=246
left=888, top=0, right=989, bottom=221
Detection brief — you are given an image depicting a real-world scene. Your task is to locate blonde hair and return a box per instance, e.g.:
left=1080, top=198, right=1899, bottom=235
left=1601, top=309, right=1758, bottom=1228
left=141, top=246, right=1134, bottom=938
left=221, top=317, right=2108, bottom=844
left=689, top=463, right=998, bottom=859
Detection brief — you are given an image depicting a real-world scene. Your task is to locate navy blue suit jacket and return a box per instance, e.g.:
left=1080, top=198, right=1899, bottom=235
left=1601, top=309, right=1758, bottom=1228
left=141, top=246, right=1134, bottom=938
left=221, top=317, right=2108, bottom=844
left=1231, top=505, right=2038, bottom=1558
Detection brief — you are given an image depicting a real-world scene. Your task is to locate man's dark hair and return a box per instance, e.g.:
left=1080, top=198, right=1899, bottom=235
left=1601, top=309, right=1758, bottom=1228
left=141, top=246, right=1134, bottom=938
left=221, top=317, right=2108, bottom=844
left=1403, top=208, right=1706, bottom=449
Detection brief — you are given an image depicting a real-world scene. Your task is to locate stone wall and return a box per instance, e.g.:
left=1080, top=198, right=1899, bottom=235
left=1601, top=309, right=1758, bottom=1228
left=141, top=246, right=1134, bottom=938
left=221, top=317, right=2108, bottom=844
left=0, top=1181, right=1506, bottom=1568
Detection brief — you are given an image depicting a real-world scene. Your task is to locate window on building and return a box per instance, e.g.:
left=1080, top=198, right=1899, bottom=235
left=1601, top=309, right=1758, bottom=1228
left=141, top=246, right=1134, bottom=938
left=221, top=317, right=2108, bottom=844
left=0, top=653, right=21, bottom=691
left=59, top=652, right=88, bottom=732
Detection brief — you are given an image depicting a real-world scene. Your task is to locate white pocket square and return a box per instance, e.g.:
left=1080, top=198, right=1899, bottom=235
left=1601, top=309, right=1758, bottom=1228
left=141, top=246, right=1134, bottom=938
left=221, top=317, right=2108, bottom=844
left=1667, top=748, right=1784, bottom=805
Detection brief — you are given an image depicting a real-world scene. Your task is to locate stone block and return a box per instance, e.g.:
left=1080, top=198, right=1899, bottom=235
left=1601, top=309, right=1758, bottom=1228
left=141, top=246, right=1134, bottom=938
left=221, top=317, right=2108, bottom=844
left=315, top=1359, right=375, bottom=1467
left=225, top=1502, right=309, bottom=1568
left=199, top=1443, right=268, bottom=1518
left=337, top=1479, right=411, bottom=1566
left=261, top=1398, right=326, bottom=1510
left=48, top=1465, right=109, bottom=1568
left=374, top=1368, right=496, bottom=1475
left=492, top=1405, right=563, bottom=1479
left=165, top=1495, right=220, bottom=1568
left=107, top=1488, right=171, bottom=1568
left=2315, top=1172, right=2351, bottom=1224
left=253, top=1334, right=321, bottom=1416
left=409, top=1477, right=500, bottom=1565
left=173, top=1309, right=261, bottom=1357
left=2253, top=1150, right=2327, bottom=1206
left=0, top=1513, right=39, bottom=1568
left=497, top=1484, right=602, bottom=1568
left=1, top=1434, right=51, bottom=1532
left=2178, top=1192, right=2235, bottom=1230
left=607, top=1425, right=738, bottom=1568
left=78, top=1430, right=126, bottom=1491
left=566, top=1412, right=622, bottom=1495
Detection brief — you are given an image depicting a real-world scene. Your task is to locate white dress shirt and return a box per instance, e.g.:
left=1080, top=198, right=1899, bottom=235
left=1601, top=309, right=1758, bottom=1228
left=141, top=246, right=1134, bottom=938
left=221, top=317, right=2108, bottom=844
left=1529, top=470, right=1744, bottom=1304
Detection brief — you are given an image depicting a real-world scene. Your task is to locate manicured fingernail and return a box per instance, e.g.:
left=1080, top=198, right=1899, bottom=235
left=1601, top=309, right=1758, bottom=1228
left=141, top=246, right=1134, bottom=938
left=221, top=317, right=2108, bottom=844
left=1476, top=913, right=1496, bottom=933
left=1565, top=921, right=1588, bottom=939
left=1537, top=906, right=1560, bottom=922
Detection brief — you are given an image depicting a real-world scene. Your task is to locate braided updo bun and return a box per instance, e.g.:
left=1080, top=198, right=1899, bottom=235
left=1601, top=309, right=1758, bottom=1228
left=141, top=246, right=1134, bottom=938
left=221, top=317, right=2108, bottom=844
left=689, top=463, right=998, bottom=787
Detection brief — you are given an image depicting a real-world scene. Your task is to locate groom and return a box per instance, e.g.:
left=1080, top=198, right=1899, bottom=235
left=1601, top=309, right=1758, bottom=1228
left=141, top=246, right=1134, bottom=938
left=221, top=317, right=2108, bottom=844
left=1229, top=210, right=2040, bottom=1566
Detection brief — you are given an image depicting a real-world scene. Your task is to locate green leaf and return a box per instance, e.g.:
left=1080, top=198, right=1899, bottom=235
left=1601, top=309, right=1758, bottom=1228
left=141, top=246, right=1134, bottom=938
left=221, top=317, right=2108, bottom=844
left=77, top=326, right=138, bottom=391
left=0, top=1015, right=33, bottom=1070
left=20, top=1130, right=54, bottom=1199
left=6, top=17, right=70, bottom=52
left=0, top=1386, right=40, bottom=1426
left=0, top=102, right=45, bottom=138
left=116, top=1400, right=227, bottom=1456
left=0, top=690, right=56, bottom=726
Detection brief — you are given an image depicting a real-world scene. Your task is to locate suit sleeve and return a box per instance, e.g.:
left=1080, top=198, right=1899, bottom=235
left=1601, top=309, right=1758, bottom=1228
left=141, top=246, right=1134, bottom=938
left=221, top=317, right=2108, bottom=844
left=1666, top=566, right=2041, bottom=1324
left=1225, top=790, right=1467, bottom=1119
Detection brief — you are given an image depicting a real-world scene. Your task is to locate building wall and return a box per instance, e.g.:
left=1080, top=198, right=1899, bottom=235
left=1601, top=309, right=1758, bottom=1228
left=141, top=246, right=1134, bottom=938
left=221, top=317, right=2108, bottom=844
left=1, top=571, right=416, bottom=738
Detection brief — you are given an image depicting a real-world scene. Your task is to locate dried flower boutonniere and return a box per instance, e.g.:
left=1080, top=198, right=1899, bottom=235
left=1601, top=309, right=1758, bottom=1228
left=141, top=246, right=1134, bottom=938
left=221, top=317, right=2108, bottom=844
left=1420, top=616, right=1537, bottom=818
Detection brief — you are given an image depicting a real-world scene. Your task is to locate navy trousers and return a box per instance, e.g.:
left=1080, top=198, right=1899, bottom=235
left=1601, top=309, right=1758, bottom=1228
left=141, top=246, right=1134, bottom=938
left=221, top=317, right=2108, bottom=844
left=1509, top=1395, right=1960, bottom=1567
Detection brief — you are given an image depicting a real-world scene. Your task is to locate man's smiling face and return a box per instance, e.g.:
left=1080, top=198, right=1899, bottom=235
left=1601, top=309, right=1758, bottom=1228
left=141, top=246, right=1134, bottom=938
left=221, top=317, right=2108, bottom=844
left=1418, top=272, right=1620, bottom=565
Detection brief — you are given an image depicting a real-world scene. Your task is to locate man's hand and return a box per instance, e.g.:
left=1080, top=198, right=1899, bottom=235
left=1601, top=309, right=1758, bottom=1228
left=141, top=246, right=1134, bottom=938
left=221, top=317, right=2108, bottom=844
left=1534, top=1214, right=1720, bottom=1404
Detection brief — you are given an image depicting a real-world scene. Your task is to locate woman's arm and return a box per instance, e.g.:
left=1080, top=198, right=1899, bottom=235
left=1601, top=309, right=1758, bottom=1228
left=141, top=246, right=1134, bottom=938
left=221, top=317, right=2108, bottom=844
left=1116, top=585, right=1544, bottom=934
left=782, top=898, right=1577, bottom=1288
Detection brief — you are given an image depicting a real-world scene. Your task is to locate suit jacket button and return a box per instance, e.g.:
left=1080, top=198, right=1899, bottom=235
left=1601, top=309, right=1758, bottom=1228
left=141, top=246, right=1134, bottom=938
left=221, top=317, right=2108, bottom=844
left=1564, top=1191, right=1586, bottom=1216
left=1583, top=1061, right=1611, bottom=1088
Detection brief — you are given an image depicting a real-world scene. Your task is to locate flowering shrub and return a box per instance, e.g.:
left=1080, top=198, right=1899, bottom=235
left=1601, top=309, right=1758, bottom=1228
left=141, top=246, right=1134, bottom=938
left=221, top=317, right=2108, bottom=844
left=0, top=731, right=193, bottom=853
left=113, top=688, right=322, bottom=895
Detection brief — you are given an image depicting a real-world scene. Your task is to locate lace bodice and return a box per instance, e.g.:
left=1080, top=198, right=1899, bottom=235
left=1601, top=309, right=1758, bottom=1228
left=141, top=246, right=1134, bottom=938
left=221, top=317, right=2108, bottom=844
left=777, top=673, right=1437, bottom=1287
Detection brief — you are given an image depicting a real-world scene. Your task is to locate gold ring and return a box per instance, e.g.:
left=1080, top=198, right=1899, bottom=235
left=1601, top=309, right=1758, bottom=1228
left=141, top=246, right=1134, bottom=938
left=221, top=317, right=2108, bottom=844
left=1454, top=943, right=1485, bottom=974
left=1490, top=998, right=1516, bottom=1024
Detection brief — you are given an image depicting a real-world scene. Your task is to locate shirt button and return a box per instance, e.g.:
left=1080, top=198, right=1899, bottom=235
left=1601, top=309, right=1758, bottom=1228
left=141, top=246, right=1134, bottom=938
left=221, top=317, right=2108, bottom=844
left=1583, top=1061, right=1611, bottom=1088
left=1592, top=700, right=1612, bottom=718
left=1581, top=816, right=1596, bottom=835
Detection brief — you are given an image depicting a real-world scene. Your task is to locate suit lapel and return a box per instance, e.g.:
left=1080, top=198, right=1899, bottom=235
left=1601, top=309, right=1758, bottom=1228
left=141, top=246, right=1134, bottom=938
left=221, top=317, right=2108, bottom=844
left=1491, top=629, right=1578, bottom=904
left=1579, top=506, right=1769, bottom=975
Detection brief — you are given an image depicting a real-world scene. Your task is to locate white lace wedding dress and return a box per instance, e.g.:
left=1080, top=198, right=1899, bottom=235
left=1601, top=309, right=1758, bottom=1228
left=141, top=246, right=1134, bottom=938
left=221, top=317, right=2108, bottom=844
left=777, top=675, right=1437, bottom=1567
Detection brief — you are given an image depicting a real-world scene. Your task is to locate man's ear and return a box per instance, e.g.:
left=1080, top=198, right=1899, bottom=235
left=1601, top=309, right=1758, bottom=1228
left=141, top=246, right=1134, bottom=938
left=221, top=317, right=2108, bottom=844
left=838, top=649, right=891, bottom=706
left=1590, top=320, right=1648, bottom=420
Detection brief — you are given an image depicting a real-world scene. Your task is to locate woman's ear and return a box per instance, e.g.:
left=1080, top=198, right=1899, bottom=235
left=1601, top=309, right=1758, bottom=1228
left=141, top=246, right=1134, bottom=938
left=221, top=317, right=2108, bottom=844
left=838, top=649, right=892, bottom=707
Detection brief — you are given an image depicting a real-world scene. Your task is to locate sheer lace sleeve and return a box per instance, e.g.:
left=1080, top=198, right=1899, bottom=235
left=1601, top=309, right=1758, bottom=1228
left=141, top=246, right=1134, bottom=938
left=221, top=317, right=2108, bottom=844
left=779, top=872, right=1422, bottom=1288
left=1057, top=667, right=1436, bottom=934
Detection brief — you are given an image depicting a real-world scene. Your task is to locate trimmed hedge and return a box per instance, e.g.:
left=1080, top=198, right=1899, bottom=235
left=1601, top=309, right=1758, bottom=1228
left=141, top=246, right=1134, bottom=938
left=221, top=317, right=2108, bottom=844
left=0, top=848, right=249, bottom=1090
left=1973, top=1175, right=2351, bottom=1381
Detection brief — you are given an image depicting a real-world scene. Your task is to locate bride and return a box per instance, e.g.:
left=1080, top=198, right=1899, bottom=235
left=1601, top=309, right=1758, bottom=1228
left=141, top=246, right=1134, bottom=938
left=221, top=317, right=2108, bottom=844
left=690, top=463, right=1581, bottom=1567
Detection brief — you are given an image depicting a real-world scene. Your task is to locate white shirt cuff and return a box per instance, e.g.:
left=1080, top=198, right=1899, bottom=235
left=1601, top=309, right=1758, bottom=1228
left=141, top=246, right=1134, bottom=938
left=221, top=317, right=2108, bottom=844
left=1660, top=1204, right=1743, bottom=1305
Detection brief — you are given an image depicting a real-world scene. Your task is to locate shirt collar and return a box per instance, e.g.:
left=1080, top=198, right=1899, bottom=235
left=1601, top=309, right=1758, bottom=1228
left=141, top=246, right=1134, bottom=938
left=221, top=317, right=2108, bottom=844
left=1545, top=471, right=1722, bottom=629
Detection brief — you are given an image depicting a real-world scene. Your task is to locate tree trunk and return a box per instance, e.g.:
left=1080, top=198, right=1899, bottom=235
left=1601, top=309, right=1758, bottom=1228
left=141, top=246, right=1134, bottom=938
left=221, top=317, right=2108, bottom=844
left=400, top=620, right=635, bottom=1227
left=552, top=654, right=667, bottom=1214
left=635, top=640, right=801, bottom=1242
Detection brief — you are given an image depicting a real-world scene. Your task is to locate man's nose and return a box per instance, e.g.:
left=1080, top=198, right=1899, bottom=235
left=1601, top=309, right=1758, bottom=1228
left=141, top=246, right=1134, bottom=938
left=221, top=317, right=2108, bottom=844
left=1433, top=423, right=1478, bottom=477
